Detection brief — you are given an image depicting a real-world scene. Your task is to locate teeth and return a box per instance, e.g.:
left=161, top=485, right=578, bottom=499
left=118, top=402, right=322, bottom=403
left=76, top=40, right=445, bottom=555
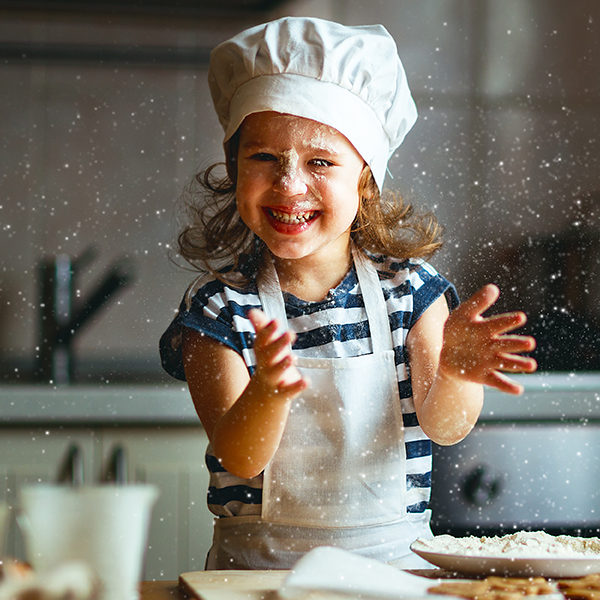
left=269, top=209, right=315, bottom=224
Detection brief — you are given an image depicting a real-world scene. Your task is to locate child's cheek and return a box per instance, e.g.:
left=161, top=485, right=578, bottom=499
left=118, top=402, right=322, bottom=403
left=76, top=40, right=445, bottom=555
left=307, top=175, right=325, bottom=201
left=236, top=163, right=253, bottom=189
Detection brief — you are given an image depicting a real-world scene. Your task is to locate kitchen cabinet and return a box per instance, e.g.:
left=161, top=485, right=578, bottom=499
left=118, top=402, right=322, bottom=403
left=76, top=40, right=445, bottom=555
left=0, top=425, right=213, bottom=580
left=0, top=427, right=97, bottom=561
left=99, top=428, right=213, bottom=578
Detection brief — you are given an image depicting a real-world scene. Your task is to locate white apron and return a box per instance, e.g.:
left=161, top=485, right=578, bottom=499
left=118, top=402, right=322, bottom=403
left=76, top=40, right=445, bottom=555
left=206, top=248, right=433, bottom=569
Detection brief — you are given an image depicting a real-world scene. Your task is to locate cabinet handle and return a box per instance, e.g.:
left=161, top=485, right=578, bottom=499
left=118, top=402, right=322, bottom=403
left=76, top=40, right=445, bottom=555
left=56, top=443, right=84, bottom=486
left=103, top=445, right=128, bottom=484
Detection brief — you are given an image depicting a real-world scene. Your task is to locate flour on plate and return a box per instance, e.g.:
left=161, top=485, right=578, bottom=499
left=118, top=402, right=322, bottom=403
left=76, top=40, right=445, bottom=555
left=413, top=531, right=600, bottom=558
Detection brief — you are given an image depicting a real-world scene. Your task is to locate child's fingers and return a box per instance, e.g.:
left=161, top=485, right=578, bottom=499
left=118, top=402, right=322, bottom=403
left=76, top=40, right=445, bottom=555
left=249, top=309, right=286, bottom=351
left=266, top=353, right=294, bottom=383
left=483, top=370, right=525, bottom=395
left=253, top=320, right=279, bottom=352
left=253, top=355, right=289, bottom=389
left=260, top=354, right=304, bottom=391
left=474, top=342, right=536, bottom=373
left=276, top=376, right=309, bottom=400
left=249, top=308, right=287, bottom=343
left=458, top=283, right=500, bottom=320
left=496, top=353, right=538, bottom=373
left=258, top=330, right=295, bottom=366
left=494, top=334, right=536, bottom=353
left=485, top=310, right=528, bottom=335
left=249, top=309, right=297, bottom=350
left=248, top=308, right=270, bottom=330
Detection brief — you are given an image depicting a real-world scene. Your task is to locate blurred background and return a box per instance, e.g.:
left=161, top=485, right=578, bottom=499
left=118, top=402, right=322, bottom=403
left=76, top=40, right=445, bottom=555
left=1, top=0, right=599, bottom=382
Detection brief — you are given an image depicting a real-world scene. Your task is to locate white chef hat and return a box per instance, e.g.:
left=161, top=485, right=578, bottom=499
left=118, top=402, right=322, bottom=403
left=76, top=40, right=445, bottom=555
left=208, top=16, right=417, bottom=191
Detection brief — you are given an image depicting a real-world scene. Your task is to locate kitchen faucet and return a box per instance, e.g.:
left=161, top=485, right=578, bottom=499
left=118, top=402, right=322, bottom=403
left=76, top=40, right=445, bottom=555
left=35, top=246, right=135, bottom=384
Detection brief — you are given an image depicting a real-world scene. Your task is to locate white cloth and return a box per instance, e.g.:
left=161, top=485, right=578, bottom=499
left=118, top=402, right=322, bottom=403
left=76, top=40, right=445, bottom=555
left=280, top=546, right=435, bottom=599
left=205, top=249, right=432, bottom=569
left=207, top=514, right=433, bottom=570
left=208, top=17, right=417, bottom=191
left=259, top=248, right=406, bottom=528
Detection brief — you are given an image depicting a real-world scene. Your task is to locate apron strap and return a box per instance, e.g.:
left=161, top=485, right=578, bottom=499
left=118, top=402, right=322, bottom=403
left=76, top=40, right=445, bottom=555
left=257, top=247, right=394, bottom=354
left=351, top=246, right=394, bottom=354
left=256, top=257, right=289, bottom=335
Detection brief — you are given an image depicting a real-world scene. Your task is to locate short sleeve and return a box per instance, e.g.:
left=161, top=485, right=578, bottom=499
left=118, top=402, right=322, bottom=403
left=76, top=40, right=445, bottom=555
left=408, top=260, right=459, bottom=329
left=159, top=277, right=252, bottom=381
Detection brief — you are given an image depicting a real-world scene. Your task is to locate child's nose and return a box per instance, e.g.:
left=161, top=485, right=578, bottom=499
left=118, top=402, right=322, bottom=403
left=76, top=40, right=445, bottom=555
left=273, top=164, right=308, bottom=196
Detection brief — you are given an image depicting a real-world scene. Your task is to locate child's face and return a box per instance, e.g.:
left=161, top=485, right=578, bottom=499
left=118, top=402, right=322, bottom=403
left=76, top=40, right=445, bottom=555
left=236, top=111, right=365, bottom=263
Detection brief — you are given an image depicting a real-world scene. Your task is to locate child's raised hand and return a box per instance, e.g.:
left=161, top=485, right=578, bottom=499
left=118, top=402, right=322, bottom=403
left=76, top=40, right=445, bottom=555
left=248, top=308, right=308, bottom=401
left=439, top=284, right=537, bottom=395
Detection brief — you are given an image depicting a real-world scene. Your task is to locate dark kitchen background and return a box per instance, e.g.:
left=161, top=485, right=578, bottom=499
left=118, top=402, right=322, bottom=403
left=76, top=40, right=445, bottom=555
left=1, top=0, right=599, bottom=381
left=1, top=1, right=600, bottom=575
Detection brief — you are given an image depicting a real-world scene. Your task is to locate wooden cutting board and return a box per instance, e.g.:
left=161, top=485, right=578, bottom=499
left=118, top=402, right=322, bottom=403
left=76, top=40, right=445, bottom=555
left=179, top=568, right=452, bottom=600
left=179, top=570, right=289, bottom=600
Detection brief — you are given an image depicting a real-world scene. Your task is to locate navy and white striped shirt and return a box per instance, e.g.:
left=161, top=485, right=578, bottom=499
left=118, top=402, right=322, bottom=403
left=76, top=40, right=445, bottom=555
left=160, top=252, right=458, bottom=519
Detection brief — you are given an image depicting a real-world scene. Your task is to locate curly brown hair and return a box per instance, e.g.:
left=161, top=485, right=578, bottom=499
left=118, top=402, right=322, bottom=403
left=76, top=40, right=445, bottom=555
left=177, top=135, right=443, bottom=284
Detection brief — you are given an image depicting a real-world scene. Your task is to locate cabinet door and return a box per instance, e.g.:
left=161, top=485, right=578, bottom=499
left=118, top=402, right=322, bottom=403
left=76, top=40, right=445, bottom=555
left=0, top=428, right=98, bottom=558
left=99, top=427, right=212, bottom=580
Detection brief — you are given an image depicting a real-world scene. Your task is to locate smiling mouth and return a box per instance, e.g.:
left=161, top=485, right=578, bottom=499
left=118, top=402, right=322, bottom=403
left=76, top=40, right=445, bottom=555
left=267, top=208, right=318, bottom=224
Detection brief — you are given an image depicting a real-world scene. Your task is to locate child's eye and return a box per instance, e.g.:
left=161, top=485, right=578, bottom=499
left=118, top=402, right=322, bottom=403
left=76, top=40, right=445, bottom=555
left=309, top=158, right=334, bottom=167
left=250, top=152, right=276, bottom=161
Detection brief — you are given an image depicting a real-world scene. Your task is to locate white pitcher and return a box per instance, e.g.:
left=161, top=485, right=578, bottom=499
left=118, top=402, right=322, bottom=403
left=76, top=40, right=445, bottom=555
left=20, top=484, right=158, bottom=600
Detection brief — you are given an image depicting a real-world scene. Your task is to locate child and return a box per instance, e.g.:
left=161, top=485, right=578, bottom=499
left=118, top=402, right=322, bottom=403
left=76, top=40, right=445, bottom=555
left=160, top=17, right=537, bottom=569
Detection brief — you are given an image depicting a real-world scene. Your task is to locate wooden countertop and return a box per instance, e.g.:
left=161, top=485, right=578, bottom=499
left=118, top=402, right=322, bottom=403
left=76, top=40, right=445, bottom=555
left=141, top=581, right=188, bottom=599
left=140, top=570, right=445, bottom=600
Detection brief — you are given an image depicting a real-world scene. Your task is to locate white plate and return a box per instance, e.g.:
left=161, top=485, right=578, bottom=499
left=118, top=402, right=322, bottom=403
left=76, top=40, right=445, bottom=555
left=410, top=543, right=600, bottom=577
